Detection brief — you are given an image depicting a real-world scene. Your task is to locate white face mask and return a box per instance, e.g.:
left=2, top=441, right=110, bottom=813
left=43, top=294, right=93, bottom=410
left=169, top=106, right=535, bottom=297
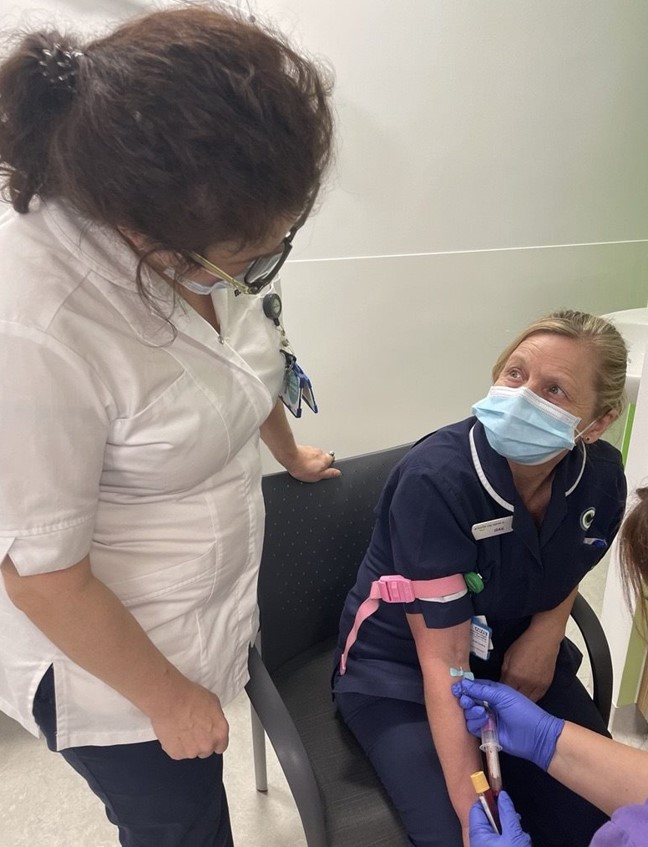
left=163, top=267, right=229, bottom=295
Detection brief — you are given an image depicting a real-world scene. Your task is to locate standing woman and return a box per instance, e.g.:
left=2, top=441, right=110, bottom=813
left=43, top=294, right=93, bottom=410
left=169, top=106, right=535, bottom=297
left=0, top=5, right=336, bottom=846
left=334, top=311, right=627, bottom=847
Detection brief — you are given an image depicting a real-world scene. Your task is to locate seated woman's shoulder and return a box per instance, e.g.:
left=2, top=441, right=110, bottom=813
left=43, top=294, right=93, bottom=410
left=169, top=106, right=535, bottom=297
left=588, top=438, right=624, bottom=468
left=402, top=416, right=476, bottom=476
left=410, top=417, right=474, bottom=452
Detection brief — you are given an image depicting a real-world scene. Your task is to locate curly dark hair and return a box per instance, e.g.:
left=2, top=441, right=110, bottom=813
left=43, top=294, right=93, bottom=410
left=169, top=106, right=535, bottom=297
left=618, top=488, right=648, bottom=629
left=0, top=3, right=334, bottom=268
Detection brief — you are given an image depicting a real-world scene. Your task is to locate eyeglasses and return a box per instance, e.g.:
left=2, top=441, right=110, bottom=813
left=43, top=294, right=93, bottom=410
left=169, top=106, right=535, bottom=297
left=186, top=189, right=318, bottom=296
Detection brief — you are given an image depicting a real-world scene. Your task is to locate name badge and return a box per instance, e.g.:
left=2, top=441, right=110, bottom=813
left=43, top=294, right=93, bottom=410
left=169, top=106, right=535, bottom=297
left=470, top=615, right=493, bottom=660
left=279, top=358, right=318, bottom=419
left=471, top=516, right=513, bottom=541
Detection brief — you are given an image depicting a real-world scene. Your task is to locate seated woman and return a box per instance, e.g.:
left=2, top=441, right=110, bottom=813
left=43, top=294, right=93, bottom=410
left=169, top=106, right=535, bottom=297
left=333, top=309, right=628, bottom=847
left=455, top=486, right=648, bottom=846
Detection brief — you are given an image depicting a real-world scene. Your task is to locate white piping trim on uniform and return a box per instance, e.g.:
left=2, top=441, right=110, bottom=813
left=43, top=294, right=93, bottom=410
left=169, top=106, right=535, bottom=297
left=470, top=423, right=587, bottom=504
left=417, top=588, right=468, bottom=603
left=565, top=443, right=587, bottom=497
left=469, top=424, right=514, bottom=512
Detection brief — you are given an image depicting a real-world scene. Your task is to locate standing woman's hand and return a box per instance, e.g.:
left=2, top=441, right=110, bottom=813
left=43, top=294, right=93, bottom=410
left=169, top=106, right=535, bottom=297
left=148, top=676, right=230, bottom=760
left=1, top=555, right=231, bottom=762
left=260, top=400, right=341, bottom=482
left=283, top=444, right=341, bottom=482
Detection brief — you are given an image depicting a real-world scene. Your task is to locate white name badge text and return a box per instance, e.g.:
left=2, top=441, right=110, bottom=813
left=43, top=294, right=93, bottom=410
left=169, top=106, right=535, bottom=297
left=471, top=516, right=513, bottom=541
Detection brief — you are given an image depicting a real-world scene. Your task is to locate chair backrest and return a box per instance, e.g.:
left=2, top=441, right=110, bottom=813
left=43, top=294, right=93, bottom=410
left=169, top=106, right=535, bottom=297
left=259, top=444, right=412, bottom=673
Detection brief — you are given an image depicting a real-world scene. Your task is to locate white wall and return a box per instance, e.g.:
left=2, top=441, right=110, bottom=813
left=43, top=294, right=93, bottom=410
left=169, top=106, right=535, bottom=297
left=273, top=0, right=648, bottom=257
left=2, top=0, right=141, bottom=29
left=2, top=0, right=648, bottom=470
left=263, top=0, right=648, bottom=468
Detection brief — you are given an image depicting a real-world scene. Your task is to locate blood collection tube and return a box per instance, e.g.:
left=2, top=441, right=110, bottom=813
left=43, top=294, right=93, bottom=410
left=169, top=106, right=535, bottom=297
left=470, top=770, right=500, bottom=834
left=480, top=703, right=503, bottom=795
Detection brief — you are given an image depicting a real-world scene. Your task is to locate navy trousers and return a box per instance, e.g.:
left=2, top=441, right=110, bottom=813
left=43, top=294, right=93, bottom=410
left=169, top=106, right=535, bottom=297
left=32, top=667, right=234, bottom=847
left=335, top=670, right=610, bottom=847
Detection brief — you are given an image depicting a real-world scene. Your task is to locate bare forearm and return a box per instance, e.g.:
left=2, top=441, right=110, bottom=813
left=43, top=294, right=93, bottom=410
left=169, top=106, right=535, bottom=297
left=3, top=555, right=230, bottom=759
left=260, top=399, right=298, bottom=466
left=3, top=560, right=183, bottom=719
left=408, top=614, right=481, bottom=829
left=549, top=722, right=648, bottom=815
left=528, top=585, right=578, bottom=640
left=424, top=681, right=482, bottom=825
left=502, top=585, right=579, bottom=699
left=260, top=400, right=339, bottom=482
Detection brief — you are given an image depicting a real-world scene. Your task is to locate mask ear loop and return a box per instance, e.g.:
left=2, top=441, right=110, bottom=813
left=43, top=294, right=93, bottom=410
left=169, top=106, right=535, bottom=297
left=576, top=415, right=602, bottom=444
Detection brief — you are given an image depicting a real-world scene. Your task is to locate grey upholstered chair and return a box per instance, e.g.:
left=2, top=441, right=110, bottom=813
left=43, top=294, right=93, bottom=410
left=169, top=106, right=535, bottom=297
left=246, top=444, right=613, bottom=847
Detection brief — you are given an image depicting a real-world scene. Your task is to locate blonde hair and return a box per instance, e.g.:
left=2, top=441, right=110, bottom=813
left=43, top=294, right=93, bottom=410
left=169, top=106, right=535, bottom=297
left=492, top=309, right=628, bottom=417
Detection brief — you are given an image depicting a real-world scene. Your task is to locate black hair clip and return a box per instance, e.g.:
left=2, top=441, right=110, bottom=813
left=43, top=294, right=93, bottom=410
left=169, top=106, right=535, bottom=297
left=37, top=44, right=84, bottom=92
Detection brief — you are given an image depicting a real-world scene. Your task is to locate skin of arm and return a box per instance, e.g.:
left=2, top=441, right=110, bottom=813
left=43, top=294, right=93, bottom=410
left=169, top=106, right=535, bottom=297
left=501, top=585, right=578, bottom=701
left=408, top=614, right=481, bottom=847
left=259, top=398, right=341, bottom=482
left=1, top=554, right=228, bottom=760
left=548, top=721, right=648, bottom=816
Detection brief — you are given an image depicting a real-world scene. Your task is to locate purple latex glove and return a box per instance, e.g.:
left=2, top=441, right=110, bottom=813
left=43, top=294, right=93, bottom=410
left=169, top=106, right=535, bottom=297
left=452, top=678, right=564, bottom=771
left=469, top=792, right=532, bottom=846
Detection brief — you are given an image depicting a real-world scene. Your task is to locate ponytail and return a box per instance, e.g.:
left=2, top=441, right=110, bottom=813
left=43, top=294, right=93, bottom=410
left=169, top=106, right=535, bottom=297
left=618, top=488, right=648, bottom=630
left=0, top=31, right=85, bottom=212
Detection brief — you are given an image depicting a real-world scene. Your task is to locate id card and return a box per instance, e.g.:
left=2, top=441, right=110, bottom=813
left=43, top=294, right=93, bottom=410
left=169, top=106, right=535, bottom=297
left=470, top=615, right=493, bottom=660
left=279, top=359, right=318, bottom=418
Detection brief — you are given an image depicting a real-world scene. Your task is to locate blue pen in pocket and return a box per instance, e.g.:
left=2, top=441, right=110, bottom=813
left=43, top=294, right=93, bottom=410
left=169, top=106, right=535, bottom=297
left=583, top=538, right=607, bottom=549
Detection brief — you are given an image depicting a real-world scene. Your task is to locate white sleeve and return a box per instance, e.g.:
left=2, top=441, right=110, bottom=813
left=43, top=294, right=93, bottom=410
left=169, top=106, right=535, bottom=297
left=0, top=322, right=111, bottom=575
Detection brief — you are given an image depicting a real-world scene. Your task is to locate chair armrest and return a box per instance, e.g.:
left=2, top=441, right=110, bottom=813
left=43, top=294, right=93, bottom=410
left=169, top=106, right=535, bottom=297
left=570, top=592, right=613, bottom=726
left=245, top=645, right=328, bottom=847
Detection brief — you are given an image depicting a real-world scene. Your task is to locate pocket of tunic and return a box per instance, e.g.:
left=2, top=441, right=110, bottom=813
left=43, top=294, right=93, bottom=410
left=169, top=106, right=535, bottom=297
left=109, top=543, right=218, bottom=633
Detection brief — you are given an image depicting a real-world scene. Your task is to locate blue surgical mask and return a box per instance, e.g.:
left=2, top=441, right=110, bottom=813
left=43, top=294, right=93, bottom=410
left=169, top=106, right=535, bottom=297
left=472, top=386, right=583, bottom=465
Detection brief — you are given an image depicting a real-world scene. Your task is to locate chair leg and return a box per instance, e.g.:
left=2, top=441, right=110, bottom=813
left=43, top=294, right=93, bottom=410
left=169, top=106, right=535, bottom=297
left=250, top=702, right=268, bottom=792
left=571, top=592, right=613, bottom=727
left=246, top=646, right=329, bottom=847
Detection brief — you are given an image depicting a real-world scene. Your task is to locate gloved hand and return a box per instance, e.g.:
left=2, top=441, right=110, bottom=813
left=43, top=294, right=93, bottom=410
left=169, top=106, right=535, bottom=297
left=469, top=791, right=532, bottom=846
left=452, top=678, right=564, bottom=771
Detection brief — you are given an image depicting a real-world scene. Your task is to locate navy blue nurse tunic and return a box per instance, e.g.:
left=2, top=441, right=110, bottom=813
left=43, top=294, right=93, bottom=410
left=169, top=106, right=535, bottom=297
left=333, top=417, right=626, bottom=847
left=335, top=417, right=625, bottom=696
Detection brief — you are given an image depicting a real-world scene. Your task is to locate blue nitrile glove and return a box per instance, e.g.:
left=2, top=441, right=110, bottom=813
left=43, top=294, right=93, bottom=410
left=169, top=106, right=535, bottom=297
left=469, top=791, right=532, bottom=846
left=451, top=678, right=564, bottom=771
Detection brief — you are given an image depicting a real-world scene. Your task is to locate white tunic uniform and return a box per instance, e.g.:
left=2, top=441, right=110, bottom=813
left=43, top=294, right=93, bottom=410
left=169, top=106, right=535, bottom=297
left=0, top=200, right=285, bottom=749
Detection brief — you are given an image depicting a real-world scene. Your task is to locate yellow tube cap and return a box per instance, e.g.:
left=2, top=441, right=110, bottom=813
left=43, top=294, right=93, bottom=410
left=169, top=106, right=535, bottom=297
left=471, top=771, right=490, bottom=794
